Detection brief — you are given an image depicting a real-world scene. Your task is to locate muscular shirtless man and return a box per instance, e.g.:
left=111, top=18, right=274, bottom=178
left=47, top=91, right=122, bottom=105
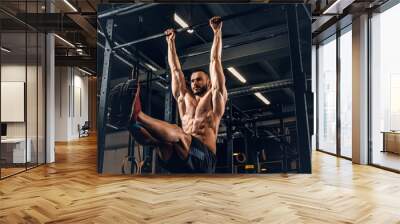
left=128, top=16, right=227, bottom=173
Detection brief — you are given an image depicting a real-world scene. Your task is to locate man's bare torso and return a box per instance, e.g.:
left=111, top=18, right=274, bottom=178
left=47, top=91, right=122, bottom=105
left=165, top=16, right=226, bottom=155
left=177, top=90, right=222, bottom=154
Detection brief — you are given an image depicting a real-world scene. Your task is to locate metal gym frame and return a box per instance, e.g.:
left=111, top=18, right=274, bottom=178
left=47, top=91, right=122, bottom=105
left=97, top=3, right=312, bottom=174
left=286, top=6, right=311, bottom=173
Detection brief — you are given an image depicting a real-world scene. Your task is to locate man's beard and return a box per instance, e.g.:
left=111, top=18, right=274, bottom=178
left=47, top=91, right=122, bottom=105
left=193, top=86, right=208, bottom=96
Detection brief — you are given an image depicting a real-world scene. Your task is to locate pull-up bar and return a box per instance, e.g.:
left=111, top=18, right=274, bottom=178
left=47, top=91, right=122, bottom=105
left=113, top=7, right=269, bottom=50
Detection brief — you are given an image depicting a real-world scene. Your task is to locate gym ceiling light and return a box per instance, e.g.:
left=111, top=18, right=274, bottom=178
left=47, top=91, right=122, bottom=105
left=227, top=67, right=246, bottom=83
left=54, top=34, right=75, bottom=48
left=174, top=13, right=194, bottom=34
left=145, top=63, right=158, bottom=72
left=63, top=0, right=78, bottom=12
left=112, top=40, right=157, bottom=72
left=254, top=92, right=271, bottom=105
left=1, top=47, right=11, bottom=53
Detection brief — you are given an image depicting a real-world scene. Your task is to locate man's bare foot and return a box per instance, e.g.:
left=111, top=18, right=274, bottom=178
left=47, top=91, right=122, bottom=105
left=129, top=80, right=142, bottom=123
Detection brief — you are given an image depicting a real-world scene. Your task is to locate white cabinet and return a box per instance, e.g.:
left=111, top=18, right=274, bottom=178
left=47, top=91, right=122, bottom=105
left=1, top=138, right=32, bottom=163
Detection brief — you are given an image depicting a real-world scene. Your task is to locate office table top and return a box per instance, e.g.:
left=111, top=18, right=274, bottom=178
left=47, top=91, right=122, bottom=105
left=381, top=131, right=400, bottom=134
left=1, top=138, right=29, bottom=143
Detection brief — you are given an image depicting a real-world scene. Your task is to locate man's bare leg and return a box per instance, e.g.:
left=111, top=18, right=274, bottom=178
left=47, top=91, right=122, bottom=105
left=129, top=83, right=191, bottom=160
left=129, top=123, right=175, bottom=161
left=137, top=111, right=192, bottom=159
left=129, top=123, right=160, bottom=146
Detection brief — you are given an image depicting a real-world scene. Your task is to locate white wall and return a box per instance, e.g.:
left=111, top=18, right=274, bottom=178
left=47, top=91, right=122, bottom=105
left=1, top=65, right=27, bottom=140
left=54, top=67, right=89, bottom=141
left=72, top=73, right=89, bottom=138
left=1, top=65, right=26, bottom=132
left=55, top=67, right=69, bottom=141
left=1, top=65, right=41, bottom=137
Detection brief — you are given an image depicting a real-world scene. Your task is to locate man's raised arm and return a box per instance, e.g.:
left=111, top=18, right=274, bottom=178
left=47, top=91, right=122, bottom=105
left=165, top=29, right=187, bottom=100
left=209, top=17, right=228, bottom=117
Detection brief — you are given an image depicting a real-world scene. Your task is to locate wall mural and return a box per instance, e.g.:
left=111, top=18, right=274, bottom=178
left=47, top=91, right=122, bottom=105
left=97, top=3, right=312, bottom=174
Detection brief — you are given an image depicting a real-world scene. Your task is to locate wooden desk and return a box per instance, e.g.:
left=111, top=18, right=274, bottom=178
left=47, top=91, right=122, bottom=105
left=382, top=131, right=400, bottom=154
left=1, top=138, right=32, bottom=163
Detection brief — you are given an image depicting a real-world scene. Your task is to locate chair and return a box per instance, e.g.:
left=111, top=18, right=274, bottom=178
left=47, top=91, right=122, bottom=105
left=78, top=121, right=90, bottom=138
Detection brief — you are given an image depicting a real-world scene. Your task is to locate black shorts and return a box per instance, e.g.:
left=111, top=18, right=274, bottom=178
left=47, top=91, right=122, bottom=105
left=159, top=136, right=216, bottom=173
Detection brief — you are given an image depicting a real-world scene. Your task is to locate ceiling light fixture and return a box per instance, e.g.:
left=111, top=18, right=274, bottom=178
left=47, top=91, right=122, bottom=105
left=227, top=67, right=247, bottom=83
left=54, top=34, right=75, bottom=48
left=78, top=67, right=92, bottom=76
left=63, top=0, right=78, bottom=12
left=1, top=47, right=11, bottom=53
left=112, top=41, right=157, bottom=72
left=254, top=92, right=271, bottom=105
left=145, top=63, right=157, bottom=72
left=174, top=13, right=194, bottom=34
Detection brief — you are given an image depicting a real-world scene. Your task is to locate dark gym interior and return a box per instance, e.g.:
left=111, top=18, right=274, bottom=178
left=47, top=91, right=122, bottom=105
left=97, top=4, right=312, bottom=174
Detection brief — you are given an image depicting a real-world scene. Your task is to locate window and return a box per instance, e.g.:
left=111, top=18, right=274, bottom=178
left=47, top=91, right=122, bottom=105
left=339, top=28, right=352, bottom=158
left=317, top=36, right=337, bottom=154
left=390, top=74, right=400, bottom=130
left=312, top=45, right=317, bottom=150
left=370, top=3, right=400, bottom=171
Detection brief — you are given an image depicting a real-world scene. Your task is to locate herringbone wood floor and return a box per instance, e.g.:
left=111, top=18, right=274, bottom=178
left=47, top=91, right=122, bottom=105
left=1, top=135, right=400, bottom=224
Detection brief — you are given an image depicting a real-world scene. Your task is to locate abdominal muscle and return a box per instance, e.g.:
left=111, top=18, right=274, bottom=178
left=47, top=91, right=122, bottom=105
left=181, top=113, right=218, bottom=154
